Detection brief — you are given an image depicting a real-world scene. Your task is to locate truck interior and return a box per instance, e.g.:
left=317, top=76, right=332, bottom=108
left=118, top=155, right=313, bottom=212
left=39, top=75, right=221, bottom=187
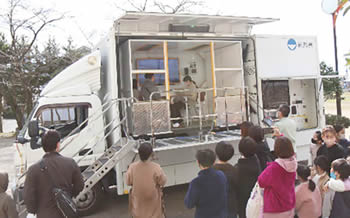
left=120, top=39, right=247, bottom=138
left=261, top=79, right=318, bottom=130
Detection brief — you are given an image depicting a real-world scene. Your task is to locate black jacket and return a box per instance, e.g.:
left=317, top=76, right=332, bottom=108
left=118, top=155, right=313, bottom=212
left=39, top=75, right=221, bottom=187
left=316, top=143, right=345, bottom=166
left=232, top=155, right=260, bottom=218
left=214, top=163, right=238, bottom=218
left=330, top=191, right=350, bottom=218
left=338, top=139, right=350, bottom=156
left=24, top=152, right=84, bottom=218
left=256, top=141, right=274, bottom=170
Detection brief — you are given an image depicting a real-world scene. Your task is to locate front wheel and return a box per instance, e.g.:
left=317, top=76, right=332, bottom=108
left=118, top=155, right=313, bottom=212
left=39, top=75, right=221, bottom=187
left=76, top=183, right=104, bottom=216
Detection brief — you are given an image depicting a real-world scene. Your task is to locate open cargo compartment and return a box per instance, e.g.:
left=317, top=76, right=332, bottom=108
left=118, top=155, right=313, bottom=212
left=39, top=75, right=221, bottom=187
left=119, top=39, right=247, bottom=138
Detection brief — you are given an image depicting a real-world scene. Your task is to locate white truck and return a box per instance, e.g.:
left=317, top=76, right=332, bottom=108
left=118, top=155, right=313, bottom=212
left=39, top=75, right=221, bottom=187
left=14, top=12, right=325, bottom=214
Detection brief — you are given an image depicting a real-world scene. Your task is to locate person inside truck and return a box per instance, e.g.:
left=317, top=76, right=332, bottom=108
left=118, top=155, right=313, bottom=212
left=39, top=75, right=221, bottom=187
left=140, top=73, right=161, bottom=101
left=170, top=75, right=198, bottom=128
left=132, top=79, right=141, bottom=101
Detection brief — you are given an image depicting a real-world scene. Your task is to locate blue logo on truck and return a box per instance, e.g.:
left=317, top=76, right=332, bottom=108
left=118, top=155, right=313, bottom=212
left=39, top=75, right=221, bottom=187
left=287, top=38, right=297, bottom=51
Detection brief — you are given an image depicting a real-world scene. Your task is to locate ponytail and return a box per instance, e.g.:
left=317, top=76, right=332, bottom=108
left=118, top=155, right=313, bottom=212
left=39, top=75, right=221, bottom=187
left=308, top=179, right=316, bottom=192
left=297, top=164, right=316, bottom=191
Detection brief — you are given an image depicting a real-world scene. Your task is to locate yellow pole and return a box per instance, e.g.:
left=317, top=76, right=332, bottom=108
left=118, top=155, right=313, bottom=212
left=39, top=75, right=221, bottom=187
left=163, top=41, right=170, bottom=100
left=210, top=42, right=216, bottom=113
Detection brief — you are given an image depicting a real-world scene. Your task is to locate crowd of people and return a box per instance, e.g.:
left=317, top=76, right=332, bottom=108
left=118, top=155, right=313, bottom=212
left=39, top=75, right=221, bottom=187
left=126, top=104, right=350, bottom=218
left=1, top=104, right=350, bottom=218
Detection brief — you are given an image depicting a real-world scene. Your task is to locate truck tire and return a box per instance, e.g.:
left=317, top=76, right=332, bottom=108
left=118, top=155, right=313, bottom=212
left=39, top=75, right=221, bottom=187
left=76, top=182, right=104, bottom=216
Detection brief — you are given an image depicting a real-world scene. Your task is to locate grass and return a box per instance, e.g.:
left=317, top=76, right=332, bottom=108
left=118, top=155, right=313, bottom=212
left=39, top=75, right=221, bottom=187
left=0, top=132, right=16, bottom=138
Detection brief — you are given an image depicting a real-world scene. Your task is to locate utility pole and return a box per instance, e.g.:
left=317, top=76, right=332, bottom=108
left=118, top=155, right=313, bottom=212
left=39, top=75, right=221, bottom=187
left=0, top=94, right=3, bottom=133
left=333, top=14, right=342, bottom=116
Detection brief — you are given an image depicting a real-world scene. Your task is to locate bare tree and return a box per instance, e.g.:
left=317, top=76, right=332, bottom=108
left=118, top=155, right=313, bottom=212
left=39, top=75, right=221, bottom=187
left=154, top=0, right=204, bottom=14
left=115, top=0, right=150, bottom=12
left=115, top=0, right=204, bottom=13
left=0, top=0, right=65, bottom=129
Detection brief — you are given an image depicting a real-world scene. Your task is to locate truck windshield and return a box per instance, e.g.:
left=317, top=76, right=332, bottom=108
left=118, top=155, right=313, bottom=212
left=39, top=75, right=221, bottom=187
left=35, top=104, right=89, bottom=138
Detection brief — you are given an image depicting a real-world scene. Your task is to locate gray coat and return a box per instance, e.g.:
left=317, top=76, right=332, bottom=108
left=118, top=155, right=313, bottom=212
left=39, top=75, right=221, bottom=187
left=24, top=152, right=84, bottom=218
left=0, top=173, right=18, bottom=218
left=140, top=79, right=161, bottom=101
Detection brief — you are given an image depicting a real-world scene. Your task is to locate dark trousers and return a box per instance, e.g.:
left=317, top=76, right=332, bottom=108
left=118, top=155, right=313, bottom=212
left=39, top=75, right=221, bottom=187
left=170, top=101, right=185, bottom=123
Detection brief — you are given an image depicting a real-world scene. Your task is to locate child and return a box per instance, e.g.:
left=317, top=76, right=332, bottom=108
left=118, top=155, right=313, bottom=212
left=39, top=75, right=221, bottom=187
left=324, top=158, right=350, bottom=192
left=233, top=137, right=260, bottom=218
left=334, top=124, right=350, bottom=156
left=185, top=149, right=227, bottom=218
left=214, top=141, right=237, bottom=218
left=258, top=136, right=297, bottom=218
left=0, top=172, right=18, bottom=218
left=310, top=131, right=322, bottom=164
left=240, top=121, right=253, bottom=138
left=248, top=125, right=274, bottom=170
left=322, top=159, right=350, bottom=217
left=316, top=126, right=345, bottom=166
left=312, top=155, right=330, bottom=201
left=295, top=165, right=322, bottom=218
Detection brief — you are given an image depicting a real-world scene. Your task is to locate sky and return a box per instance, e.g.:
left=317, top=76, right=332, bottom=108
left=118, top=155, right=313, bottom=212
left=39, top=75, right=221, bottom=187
left=0, top=0, right=349, bottom=74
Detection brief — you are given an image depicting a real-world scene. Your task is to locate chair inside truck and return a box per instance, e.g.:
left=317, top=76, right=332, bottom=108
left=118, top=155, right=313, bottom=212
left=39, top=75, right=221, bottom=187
left=120, top=39, right=247, bottom=138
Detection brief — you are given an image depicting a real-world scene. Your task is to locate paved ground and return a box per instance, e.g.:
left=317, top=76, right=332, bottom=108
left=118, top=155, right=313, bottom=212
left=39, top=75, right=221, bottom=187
left=0, top=137, right=16, bottom=196
left=84, top=185, right=195, bottom=218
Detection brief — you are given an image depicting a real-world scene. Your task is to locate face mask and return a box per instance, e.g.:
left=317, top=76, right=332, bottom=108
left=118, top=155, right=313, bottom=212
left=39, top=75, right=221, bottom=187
left=330, top=171, right=336, bottom=179
left=339, top=134, right=346, bottom=139
left=324, top=139, right=336, bottom=147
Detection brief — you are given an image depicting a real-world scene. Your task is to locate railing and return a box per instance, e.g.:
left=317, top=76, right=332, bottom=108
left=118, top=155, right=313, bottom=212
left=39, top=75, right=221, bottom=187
left=72, top=98, right=134, bottom=164
left=16, top=97, right=135, bottom=215
left=147, top=86, right=247, bottom=138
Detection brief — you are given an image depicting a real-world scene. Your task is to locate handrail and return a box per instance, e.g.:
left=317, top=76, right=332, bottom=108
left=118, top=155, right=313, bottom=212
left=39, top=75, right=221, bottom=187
left=16, top=98, right=133, bottom=216
left=16, top=98, right=134, bottom=182
left=72, top=98, right=134, bottom=163
left=59, top=99, right=115, bottom=152
left=76, top=113, right=129, bottom=164
left=148, top=87, right=246, bottom=138
left=60, top=97, right=134, bottom=153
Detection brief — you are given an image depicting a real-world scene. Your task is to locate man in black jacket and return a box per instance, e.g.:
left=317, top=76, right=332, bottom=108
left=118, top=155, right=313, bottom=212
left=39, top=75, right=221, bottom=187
left=24, top=130, right=84, bottom=218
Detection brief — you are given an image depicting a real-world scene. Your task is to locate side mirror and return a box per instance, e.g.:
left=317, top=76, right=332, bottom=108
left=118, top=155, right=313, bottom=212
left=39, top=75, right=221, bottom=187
left=28, top=120, right=39, bottom=137
left=17, top=137, right=29, bottom=144
left=30, top=137, right=42, bottom=150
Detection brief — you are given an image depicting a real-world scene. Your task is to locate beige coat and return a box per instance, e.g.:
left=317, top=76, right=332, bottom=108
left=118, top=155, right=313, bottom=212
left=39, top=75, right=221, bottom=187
left=126, top=160, right=167, bottom=218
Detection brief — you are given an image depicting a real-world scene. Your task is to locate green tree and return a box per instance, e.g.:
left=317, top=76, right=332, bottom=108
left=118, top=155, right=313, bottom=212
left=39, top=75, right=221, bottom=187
left=320, top=61, right=343, bottom=100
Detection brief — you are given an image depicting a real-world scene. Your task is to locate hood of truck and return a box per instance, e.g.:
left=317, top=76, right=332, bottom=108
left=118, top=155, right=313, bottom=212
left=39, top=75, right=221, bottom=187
left=40, top=51, right=101, bottom=97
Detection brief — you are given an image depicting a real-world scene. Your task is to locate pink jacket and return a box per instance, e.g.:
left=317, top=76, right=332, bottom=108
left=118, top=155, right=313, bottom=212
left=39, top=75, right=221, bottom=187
left=295, top=182, right=322, bottom=218
left=258, top=156, right=297, bottom=213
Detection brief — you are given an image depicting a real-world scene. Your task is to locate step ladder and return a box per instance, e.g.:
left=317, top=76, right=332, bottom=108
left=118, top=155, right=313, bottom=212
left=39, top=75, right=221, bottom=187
left=75, top=137, right=137, bottom=201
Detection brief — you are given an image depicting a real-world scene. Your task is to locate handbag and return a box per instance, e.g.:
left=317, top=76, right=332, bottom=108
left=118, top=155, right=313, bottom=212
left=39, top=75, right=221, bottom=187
left=40, top=160, right=79, bottom=218
left=246, top=182, right=263, bottom=218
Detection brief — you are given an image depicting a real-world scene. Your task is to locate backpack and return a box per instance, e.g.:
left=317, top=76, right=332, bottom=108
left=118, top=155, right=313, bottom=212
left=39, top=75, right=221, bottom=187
left=40, top=160, right=79, bottom=218
left=246, top=182, right=263, bottom=218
